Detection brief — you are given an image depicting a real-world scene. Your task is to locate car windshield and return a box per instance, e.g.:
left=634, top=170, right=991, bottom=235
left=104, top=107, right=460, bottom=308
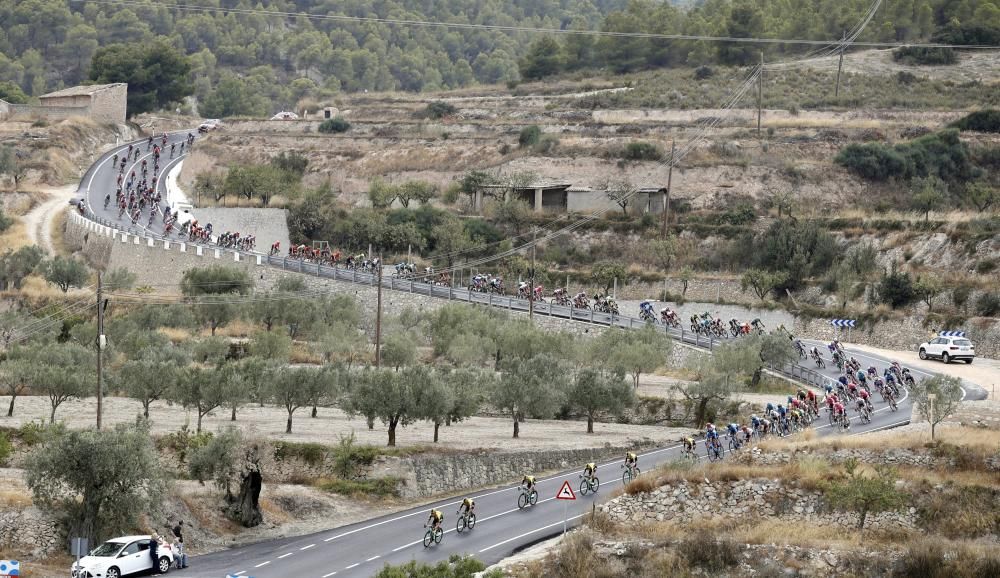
left=90, top=541, right=125, bottom=557
left=955, top=339, right=972, bottom=346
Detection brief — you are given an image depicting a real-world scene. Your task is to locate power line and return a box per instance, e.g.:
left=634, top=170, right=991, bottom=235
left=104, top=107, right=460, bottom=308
left=70, top=0, right=1000, bottom=49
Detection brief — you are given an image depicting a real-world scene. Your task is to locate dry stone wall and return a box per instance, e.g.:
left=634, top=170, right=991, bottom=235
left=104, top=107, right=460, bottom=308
left=600, top=478, right=918, bottom=531
left=0, top=505, right=62, bottom=558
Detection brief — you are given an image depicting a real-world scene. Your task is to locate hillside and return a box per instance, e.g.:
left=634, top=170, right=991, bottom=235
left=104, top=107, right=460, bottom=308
left=2, top=0, right=998, bottom=114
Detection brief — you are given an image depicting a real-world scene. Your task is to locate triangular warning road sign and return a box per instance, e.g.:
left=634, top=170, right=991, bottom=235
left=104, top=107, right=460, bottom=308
left=556, top=480, right=576, bottom=500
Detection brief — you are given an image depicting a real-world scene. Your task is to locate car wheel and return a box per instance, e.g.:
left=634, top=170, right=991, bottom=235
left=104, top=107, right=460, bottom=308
left=106, top=567, right=121, bottom=578
left=942, top=352, right=949, bottom=364
left=918, top=348, right=927, bottom=360
left=966, top=358, right=973, bottom=364
left=159, top=556, right=172, bottom=573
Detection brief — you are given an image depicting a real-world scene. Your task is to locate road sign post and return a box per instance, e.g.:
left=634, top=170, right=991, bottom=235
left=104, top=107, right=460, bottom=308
left=556, top=480, right=576, bottom=535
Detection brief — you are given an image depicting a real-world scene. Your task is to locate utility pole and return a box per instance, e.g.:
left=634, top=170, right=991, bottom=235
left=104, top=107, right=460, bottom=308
left=927, top=393, right=936, bottom=440
left=661, top=140, right=675, bottom=238
left=757, top=51, right=764, bottom=137
left=96, top=272, right=105, bottom=430
left=529, top=228, right=536, bottom=321
left=374, top=254, right=383, bottom=368
left=835, top=31, right=847, bottom=98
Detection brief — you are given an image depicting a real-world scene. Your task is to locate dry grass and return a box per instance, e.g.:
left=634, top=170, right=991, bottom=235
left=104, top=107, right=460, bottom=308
left=0, top=220, right=31, bottom=251
left=646, top=456, right=839, bottom=492
left=214, top=319, right=256, bottom=338
left=157, top=327, right=193, bottom=343
left=50, top=209, right=72, bottom=255
left=758, top=425, right=1000, bottom=456
left=290, top=344, right=323, bottom=364
left=0, top=489, right=32, bottom=508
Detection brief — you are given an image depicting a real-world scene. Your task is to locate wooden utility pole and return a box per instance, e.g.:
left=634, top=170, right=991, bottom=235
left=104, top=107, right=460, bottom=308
left=374, top=255, right=383, bottom=367
left=757, top=51, right=764, bottom=136
left=835, top=31, right=847, bottom=98
left=96, top=272, right=105, bottom=430
left=529, top=228, right=536, bottom=321
left=661, top=140, right=676, bottom=238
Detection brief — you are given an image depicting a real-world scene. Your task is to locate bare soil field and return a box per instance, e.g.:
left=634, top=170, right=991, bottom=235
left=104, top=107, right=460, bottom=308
left=0, top=395, right=689, bottom=452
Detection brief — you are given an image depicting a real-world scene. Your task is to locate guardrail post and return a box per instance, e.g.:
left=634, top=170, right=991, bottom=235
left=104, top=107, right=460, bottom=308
left=298, top=259, right=303, bottom=273
left=589, top=309, right=594, bottom=323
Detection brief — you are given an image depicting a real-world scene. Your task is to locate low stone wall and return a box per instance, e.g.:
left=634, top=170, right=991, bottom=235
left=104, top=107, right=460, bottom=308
left=600, top=478, right=917, bottom=531
left=374, top=443, right=662, bottom=499
left=0, top=506, right=63, bottom=558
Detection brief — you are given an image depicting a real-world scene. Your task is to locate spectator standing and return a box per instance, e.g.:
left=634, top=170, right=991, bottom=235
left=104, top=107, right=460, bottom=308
left=149, top=532, right=160, bottom=573
left=172, top=520, right=188, bottom=569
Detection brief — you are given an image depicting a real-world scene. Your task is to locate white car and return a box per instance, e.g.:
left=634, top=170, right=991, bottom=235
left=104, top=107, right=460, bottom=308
left=71, top=535, right=174, bottom=578
left=918, top=336, right=975, bottom=364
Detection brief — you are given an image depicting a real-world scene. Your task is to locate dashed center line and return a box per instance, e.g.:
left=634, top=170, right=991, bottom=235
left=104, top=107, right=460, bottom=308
left=366, top=555, right=381, bottom=562
left=300, top=544, right=316, bottom=551
left=345, top=563, right=360, bottom=569
left=278, top=553, right=293, bottom=559
left=322, top=572, right=338, bottom=577
left=232, top=572, right=245, bottom=576
left=255, top=561, right=271, bottom=568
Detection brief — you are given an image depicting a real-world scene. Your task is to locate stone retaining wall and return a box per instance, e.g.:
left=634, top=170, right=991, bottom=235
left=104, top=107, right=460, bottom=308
left=373, top=443, right=662, bottom=499
left=600, top=478, right=917, bottom=531
left=0, top=506, right=62, bottom=558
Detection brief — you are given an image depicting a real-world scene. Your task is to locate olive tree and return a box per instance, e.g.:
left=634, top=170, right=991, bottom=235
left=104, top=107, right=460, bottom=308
left=181, top=265, right=253, bottom=336
left=172, top=366, right=231, bottom=433
left=188, top=427, right=273, bottom=527
left=910, top=374, right=964, bottom=439
left=268, top=366, right=334, bottom=433
left=25, top=419, right=167, bottom=547
left=116, top=345, right=190, bottom=419
left=825, top=458, right=906, bottom=530
left=0, top=347, right=34, bottom=416
left=42, top=255, right=89, bottom=293
left=493, top=354, right=568, bottom=438
left=28, top=343, right=93, bottom=422
left=567, top=368, right=634, bottom=433
left=342, top=366, right=432, bottom=446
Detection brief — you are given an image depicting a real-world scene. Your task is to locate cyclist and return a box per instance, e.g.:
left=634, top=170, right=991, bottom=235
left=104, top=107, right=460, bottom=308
left=833, top=400, right=848, bottom=427
left=582, top=462, right=597, bottom=481
left=726, top=423, right=740, bottom=448
left=705, top=423, right=719, bottom=451
left=681, top=436, right=696, bottom=455
left=855, top=396, right=868, bottom=418
left=457, top=497, right=475, bottom=518
left=104, top=193, right=111, bottom=209
left=425, top=509, right=443, bottom=533
left=740, top=423, right=753, bottom=444
left=624, top=451, right=638, bottom=471
left=520, top=475, right=536, bottom=495
left=856, top=368, right=867, bottom=386
left=858, top=387, right=872, bottom=412
left=750, top=414, right=762, bottom=435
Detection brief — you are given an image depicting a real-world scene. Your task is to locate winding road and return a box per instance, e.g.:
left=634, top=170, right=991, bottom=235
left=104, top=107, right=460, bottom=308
left=74, top=135, right=988, bottom=578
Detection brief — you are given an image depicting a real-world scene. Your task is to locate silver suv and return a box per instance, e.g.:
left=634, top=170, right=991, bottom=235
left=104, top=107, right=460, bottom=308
left=918, top=336, right=975, bottom=364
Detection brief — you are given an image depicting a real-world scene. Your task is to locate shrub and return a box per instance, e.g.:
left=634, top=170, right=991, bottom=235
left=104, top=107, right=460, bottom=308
left=975, top=259, right=997, bottom=274
left=894, top=541, right=948, bottom=578
left=518, top=125, right=541, bottom=147
left=533, top=134, right=559, bottom=154
left=722, top=203, right=756, bottom=226
left=680, top=530, right=739, bottom=572
left=317, top=477, right=400, bottom=497
left=17, top=421, right=46, bottom=446
left=624, top=477, right=655, bottom=495
left=931, top=23, right=1000, bottom=47
left=835, top=143, right=908, bottom=180
left=893, top=46, right=957, bottom=65
left=0, top=208, right=12, bottom=234
left=422, top=101, right=457, bottom=119
left=694, top=65, right=714, bottom=80
left=332, top=432, right=380, bottom=480
left=975, top=292, right=1000, bottom=317
left=622, top=141, right=662, bottom=161
left=0, top=431, right=12, bottom=466
left=835, top=129, right=977, bottom=184
left=877, top=266, right=916, bottom=309
left=318, top=117, right=350, bottom=133
left=950, top=109, right=1000, bottom=133
left=274, top=441, right=328, bottom=466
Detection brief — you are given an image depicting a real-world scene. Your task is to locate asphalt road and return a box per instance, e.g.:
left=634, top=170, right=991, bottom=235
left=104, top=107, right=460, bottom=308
left=73, top=135, right=989, bottom=578
left=78, top=132, right=192, bottom=238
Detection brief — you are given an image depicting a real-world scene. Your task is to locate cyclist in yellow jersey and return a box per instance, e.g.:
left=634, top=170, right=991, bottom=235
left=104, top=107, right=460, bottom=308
left=521, top=475, right=536, bottom=493
left=582, top=462, right=596, bottom=479
left=426, top=509, right=443, bottom=532
left=682, top=437, right=695, bottom=452
left=625, top=452, right=638, bottom=467
left=458, top=498, right=475, bottom=516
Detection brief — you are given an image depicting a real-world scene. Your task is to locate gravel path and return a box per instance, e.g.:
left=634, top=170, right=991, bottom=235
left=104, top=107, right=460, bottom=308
left=22, top=185, right=76, bottom=255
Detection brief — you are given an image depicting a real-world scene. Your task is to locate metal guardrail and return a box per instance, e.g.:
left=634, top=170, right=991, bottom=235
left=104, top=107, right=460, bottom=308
left=77, top=211, right=850, bottom=391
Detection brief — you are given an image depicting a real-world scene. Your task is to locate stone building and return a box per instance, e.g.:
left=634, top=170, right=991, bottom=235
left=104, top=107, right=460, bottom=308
left=0, top=83, right=127, bottom=124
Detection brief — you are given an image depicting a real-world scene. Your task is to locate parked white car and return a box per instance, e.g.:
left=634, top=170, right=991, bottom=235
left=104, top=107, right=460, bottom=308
left=918, top=336, right=975, bottom=364
left=71, top=535, right=174, bottom=578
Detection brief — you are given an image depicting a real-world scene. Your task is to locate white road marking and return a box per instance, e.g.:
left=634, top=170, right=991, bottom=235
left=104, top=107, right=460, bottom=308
left=345, top=563, right=360, bottom=569
left=278, top=553, right=293, bottom=559
left=479, top=514, right=586, bottom=553
left=255, top=561, right=271, bottom=568
left=322, top=572, right=338, bottom=577
left=300, top=544, right=316, bottom=551
left=232, top=572, right=245, bottom=576
left=366, top=555, right=381, bottom=562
